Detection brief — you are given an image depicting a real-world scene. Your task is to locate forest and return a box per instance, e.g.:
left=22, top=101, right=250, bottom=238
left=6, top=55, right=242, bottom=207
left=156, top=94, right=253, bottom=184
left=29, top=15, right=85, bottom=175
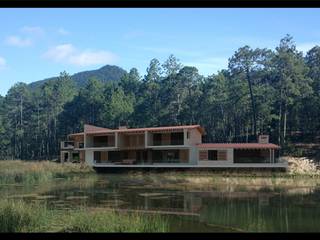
left=0, top=34, right=319, bottom=160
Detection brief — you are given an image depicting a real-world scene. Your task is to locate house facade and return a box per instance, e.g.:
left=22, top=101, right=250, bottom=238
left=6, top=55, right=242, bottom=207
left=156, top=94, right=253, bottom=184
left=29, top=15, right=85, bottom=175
left=60, top=124, right=287, bottom=169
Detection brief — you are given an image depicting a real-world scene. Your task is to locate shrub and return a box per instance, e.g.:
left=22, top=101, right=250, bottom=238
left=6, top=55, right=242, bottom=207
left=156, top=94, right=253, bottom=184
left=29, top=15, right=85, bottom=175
left=284, top=157, right=320, bottom=176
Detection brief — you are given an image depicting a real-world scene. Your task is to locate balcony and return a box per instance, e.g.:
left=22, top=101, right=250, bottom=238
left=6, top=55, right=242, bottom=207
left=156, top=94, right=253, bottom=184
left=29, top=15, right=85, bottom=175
left=148, top=132, right=184, bottom=147
left=61, top=141, right=74, bottom=149
left=86, top=135, right=116, bottom=148
left=75, top=142, right=84, bottom=149
left=118, top=133, right=145, bottom=149
left=93, top=149, right=190, bottom=165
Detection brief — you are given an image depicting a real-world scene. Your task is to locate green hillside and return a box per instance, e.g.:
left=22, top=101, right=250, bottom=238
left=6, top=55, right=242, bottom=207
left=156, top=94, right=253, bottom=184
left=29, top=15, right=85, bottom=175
left=28, top=65, right=127, bottom=89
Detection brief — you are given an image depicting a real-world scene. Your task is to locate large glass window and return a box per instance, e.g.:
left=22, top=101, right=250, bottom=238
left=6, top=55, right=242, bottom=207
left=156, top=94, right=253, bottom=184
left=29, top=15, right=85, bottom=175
left=153, top=133, right=162, bottom=146
left=93, top=136, right=108, bottom=147
left=234, top=149, right=270, bottom=163
left=108, top=151, right=121, bottom=162
left=208, top=150, right=218, bottom=160
left=94, top=151, right=101, bottom=162
left=207, top=150, right=227, bottom=161
left=171, top=132, right=184, bottom=145
left=94, top=151, right=108, bottom=163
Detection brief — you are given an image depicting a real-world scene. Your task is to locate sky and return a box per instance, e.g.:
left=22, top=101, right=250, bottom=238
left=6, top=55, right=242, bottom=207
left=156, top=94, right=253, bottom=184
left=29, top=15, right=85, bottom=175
left=1, top=8, right=320, bottom=96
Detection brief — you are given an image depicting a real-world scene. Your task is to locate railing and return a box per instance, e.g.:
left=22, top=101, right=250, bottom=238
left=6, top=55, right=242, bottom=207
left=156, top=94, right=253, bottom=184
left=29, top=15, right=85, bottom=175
left=61, top=141, right=85, bottom=149
left=119, top=144, right=145, bottom=149
left=152, top=140, right=184, bottom=146
left=75, top=142, right=84, bottom=149
left=94, top=159, right=187, bottom=165
left=61, top=141, right=74, bottom=149
left=91, top=142, right=115, bottom=148
left=234, top=157, right=281, bottom=164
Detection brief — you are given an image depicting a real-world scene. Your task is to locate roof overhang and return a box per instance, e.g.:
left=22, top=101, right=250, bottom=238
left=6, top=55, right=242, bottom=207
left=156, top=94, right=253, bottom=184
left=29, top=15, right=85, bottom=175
left=197, top=143, right=280, bottom=150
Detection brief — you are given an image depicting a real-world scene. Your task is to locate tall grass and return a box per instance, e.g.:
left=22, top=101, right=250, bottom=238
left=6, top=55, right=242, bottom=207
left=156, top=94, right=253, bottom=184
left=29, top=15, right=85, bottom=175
left=0, top=160, right=94, bottom=184
left=0, top=199, right=169, bottom=232
left=63, top=210, right=169, bottom=232
left=0, top=199, right=50, bottom=232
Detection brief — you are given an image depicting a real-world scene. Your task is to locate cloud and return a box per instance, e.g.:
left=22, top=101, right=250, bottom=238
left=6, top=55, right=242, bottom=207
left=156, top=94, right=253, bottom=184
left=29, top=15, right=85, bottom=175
left=43, top=43, right=118, bottom=67
left=0, top=56, right=6, bottom=70
left=184, top=57, right=228, bottom=75
left=297, top=42, right=319, bottom=54
left=5, top=35, right=32, bottom=47
left=20, top=26, right=44, bottom=36
left=4, top=26, right=44, bottom=47
left=44, top=44, right=75, bottom=61
left=57, top=28, right=70, bottom=36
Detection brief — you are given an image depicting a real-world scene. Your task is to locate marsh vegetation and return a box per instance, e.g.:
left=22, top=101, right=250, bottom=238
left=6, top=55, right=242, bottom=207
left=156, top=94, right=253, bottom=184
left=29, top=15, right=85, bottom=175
left=0, top=160, right=93, bottom=184
left=1, top=159, right=320, bottom=232
left=0, top=199, right=168, bottom=232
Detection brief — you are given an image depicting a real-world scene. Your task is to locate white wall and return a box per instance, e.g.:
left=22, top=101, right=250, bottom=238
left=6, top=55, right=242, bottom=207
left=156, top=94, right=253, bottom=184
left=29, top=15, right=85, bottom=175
left=85, top=135, right=93, bottom=148
left=146, top=132, right=153, bottom=146
left=185, top=129, right=202, bottom=146
left=115, top=133, right=118, bottom=148
left=85, top=149, right=94, bottom=166
left=189, top=146, right=198, bottom=165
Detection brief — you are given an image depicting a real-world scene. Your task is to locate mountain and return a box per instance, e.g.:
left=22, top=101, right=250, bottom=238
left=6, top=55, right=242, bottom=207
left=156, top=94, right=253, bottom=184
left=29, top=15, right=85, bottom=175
left=28, top=65, right=127, bottom=89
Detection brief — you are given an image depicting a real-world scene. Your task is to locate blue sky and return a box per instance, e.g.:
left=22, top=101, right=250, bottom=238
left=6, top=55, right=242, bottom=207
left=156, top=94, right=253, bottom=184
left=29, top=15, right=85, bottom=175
left=1, top=8, right=320, bottom=96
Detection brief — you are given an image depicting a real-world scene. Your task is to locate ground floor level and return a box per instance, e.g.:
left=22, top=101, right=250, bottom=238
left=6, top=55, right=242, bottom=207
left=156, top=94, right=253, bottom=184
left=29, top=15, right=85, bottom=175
left=92, top=148, right=190, bottom=165
left=92, top=163, right=287, bottom=173
left=60, top=147, right=287, bottom=169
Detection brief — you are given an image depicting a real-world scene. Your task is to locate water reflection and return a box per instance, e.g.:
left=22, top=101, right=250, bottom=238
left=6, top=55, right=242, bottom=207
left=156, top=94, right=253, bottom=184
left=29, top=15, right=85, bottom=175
left=2, top=175, right=320, bottom=232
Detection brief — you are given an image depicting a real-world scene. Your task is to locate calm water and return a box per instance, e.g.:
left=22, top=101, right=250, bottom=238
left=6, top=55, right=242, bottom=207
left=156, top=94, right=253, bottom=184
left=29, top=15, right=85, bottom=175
left=2, top=174, right=320, bottom=232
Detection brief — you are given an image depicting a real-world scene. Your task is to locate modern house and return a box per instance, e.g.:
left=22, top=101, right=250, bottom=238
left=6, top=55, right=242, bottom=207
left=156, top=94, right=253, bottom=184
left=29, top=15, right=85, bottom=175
left=60, top=124, right=287, bottom=170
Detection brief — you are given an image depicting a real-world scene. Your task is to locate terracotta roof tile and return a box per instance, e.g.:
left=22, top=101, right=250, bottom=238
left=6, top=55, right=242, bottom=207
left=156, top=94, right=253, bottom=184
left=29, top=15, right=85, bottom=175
left=197, top=143, right=280, bottom=149
left=82, top=124, right=205, bottom=134
left=84, top=124, right=111, bottom=133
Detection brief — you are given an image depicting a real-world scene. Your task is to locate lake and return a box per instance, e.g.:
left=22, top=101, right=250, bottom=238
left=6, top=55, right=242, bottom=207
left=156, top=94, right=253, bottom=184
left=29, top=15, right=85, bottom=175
left=2, top=173, right=320, bottom=232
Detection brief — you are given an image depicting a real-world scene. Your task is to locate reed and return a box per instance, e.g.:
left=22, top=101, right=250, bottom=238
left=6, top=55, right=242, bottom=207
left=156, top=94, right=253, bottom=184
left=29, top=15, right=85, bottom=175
left=62, top=209, right=169, bottom=232
left=0, top=199, right=50, bottom=232
left=0, top=199, right=169, bottom=232
left=0, top=160, right=93, bottom=184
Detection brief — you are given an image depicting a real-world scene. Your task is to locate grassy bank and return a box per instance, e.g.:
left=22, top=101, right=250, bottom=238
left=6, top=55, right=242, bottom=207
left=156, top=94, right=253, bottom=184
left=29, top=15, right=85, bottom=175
left=124, top=157, right=320, bottom=190
left=0, top=160, right=94, bottom=185
left=0, top=199, right=169, bottom=232
left=1, top=157, right=319, bottom=188
left=126, top=171, right=320, bottom=191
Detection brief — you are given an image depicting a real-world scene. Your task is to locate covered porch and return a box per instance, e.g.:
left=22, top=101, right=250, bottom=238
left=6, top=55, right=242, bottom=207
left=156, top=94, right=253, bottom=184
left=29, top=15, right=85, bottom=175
left=93, top=149, right=190, bottom=165
left=233, top=148, right=279, bottom=164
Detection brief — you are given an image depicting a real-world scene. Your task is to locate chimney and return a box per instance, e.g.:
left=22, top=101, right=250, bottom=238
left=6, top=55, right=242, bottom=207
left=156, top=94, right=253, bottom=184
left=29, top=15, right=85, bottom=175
left=118, top=126, right=128, bottom=130
left=258, top=135, right=269, bottom=144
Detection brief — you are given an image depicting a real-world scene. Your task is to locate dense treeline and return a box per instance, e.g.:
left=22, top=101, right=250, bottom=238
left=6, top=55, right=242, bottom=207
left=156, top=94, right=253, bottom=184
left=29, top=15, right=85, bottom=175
left=0, top=35, right=320, bottom=160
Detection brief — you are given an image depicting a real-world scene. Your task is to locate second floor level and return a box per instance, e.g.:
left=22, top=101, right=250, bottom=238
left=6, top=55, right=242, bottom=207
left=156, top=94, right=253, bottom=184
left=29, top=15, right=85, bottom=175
left=61, top=124, right=204, bottom=150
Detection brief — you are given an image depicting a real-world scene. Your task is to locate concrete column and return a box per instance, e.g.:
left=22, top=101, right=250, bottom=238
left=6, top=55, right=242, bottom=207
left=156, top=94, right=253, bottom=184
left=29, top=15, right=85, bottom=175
left=115, top=133, right=118, bottom=148
left=144, top=131, right=148, bottom=147
left=272, top=149, right=275, bottom=163
left=229, top=149, right=234, bottom=163
left=269, top=149, right=271, bottom=164
left=183, top=129, right=188, bottom=146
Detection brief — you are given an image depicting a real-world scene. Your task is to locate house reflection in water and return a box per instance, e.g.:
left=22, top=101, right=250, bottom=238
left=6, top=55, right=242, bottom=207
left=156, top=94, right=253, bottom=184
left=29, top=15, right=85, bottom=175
left=138, top=190, right=272, bottom=217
